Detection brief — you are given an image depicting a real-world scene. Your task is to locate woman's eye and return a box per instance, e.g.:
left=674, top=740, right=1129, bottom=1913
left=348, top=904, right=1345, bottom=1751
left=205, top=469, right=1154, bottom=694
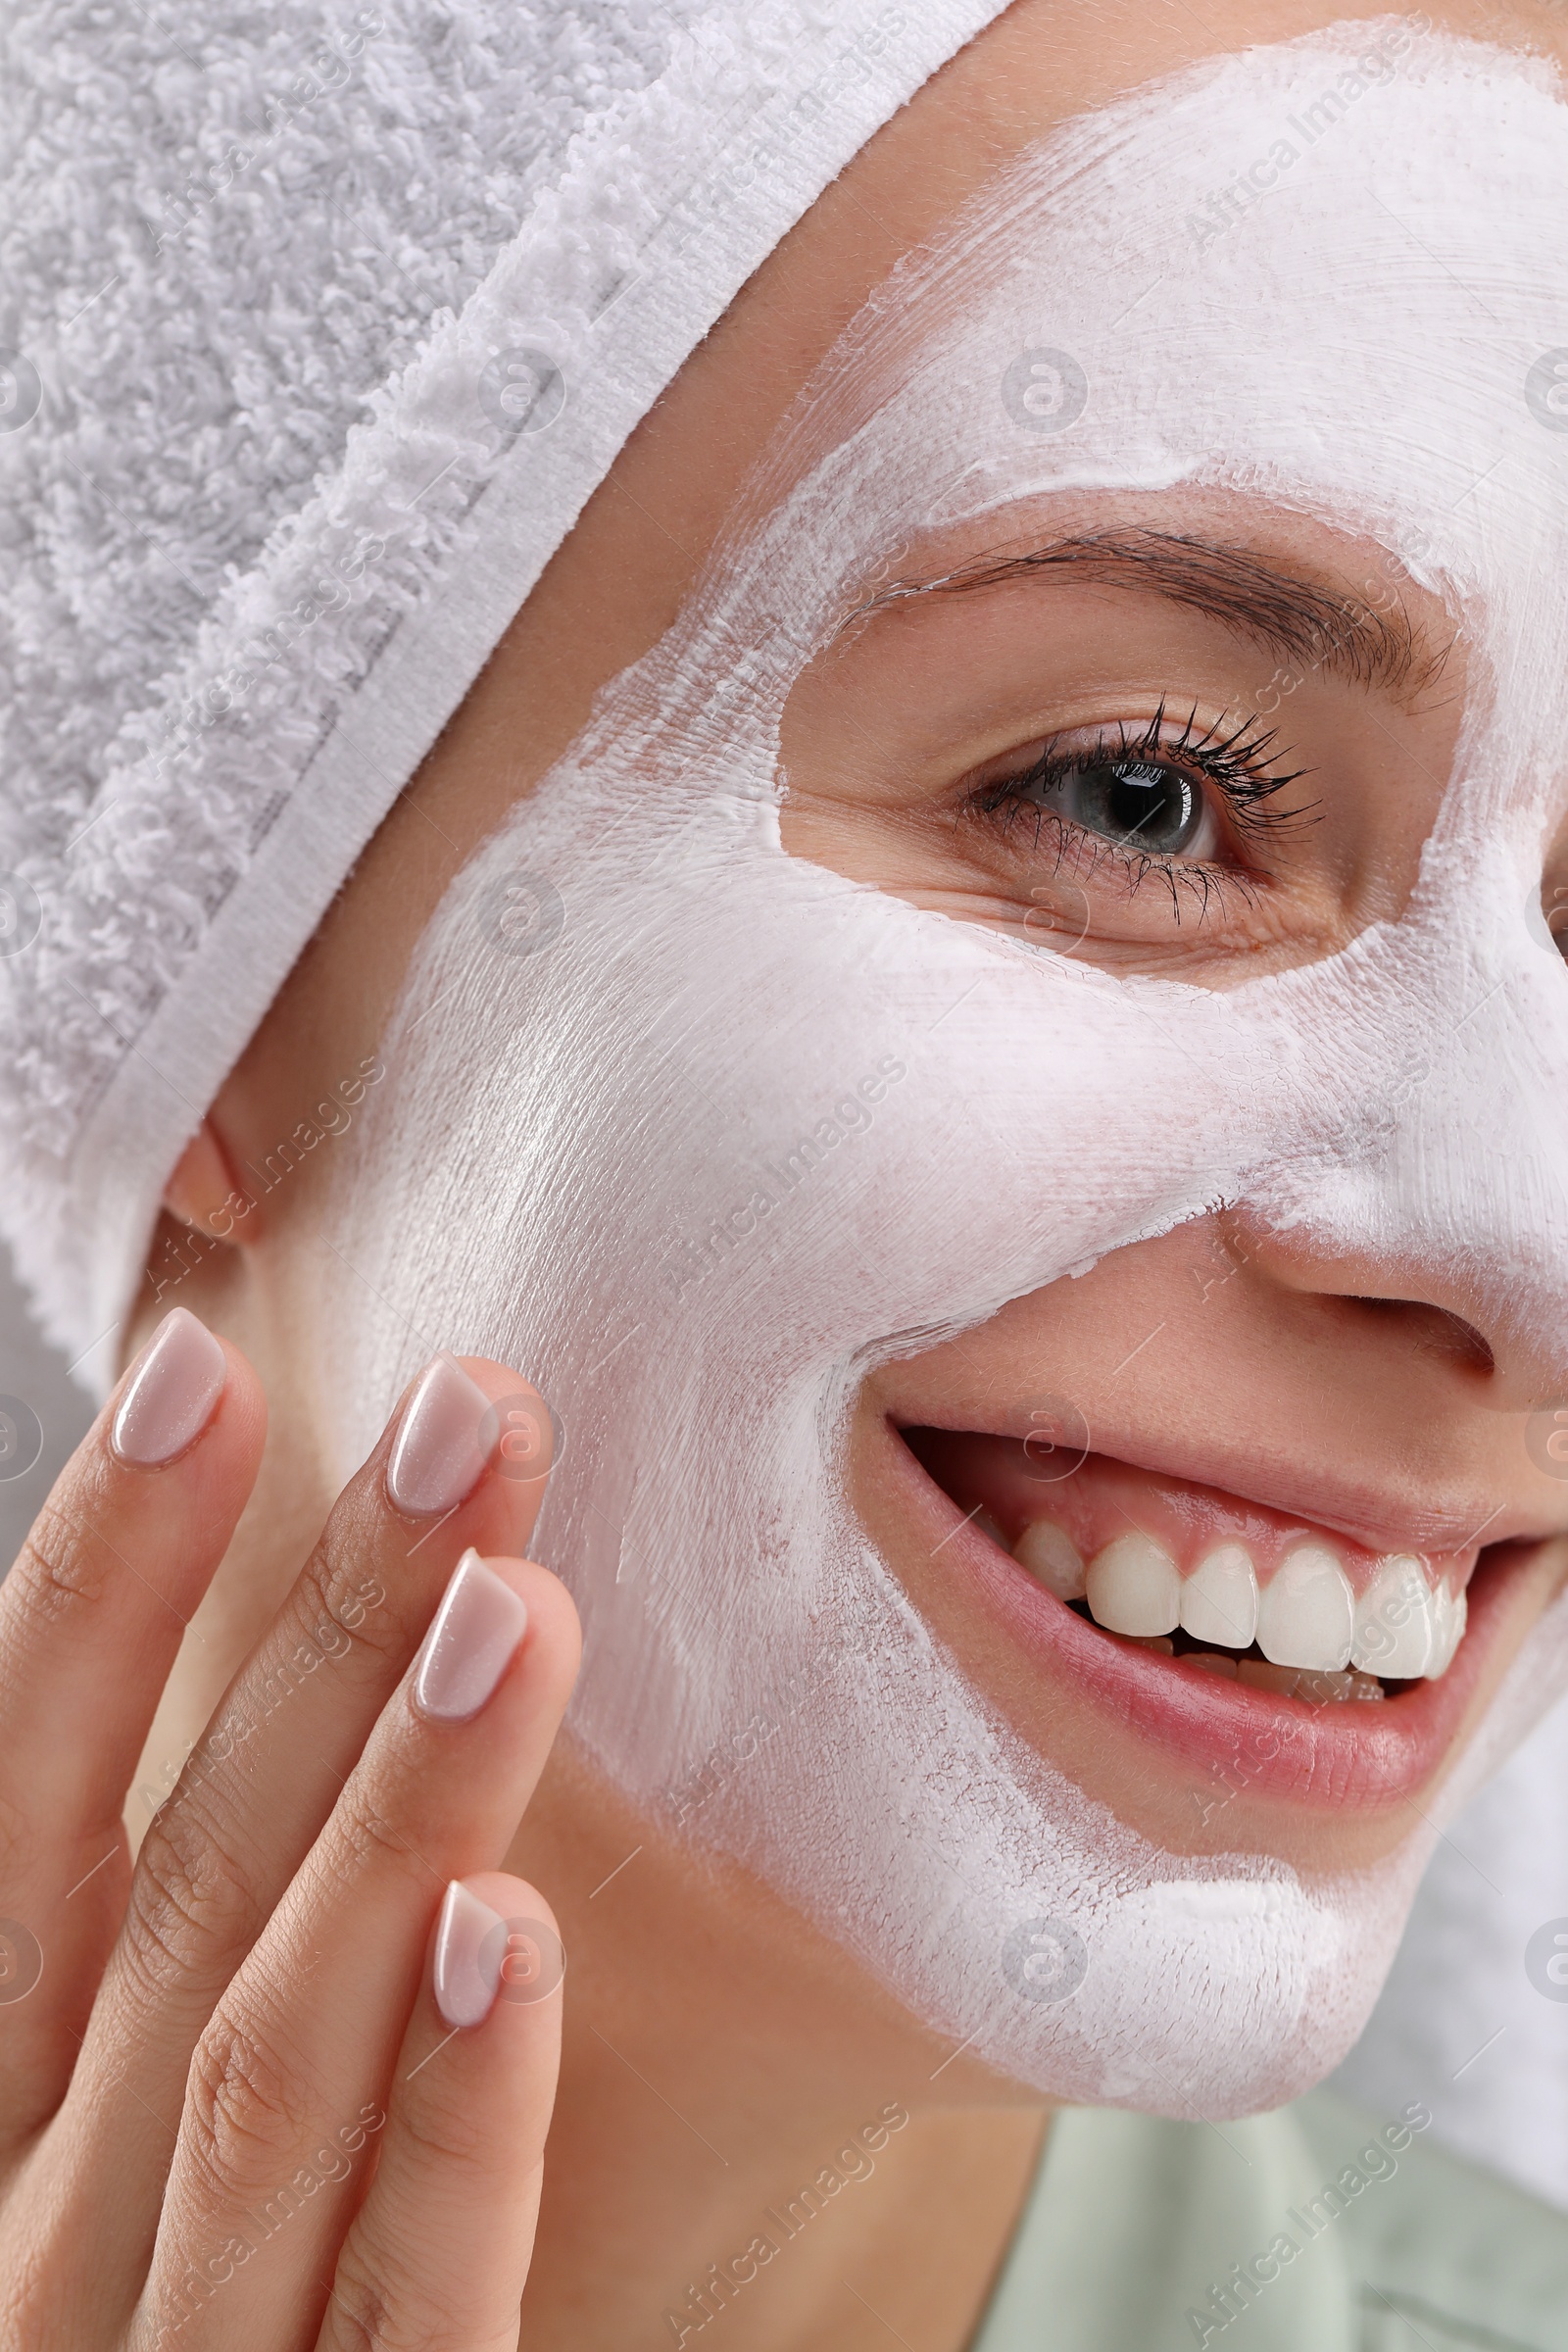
left=1045, top=754, right=1218, bottom=860
left=960, top=708, right=1309, bottom=916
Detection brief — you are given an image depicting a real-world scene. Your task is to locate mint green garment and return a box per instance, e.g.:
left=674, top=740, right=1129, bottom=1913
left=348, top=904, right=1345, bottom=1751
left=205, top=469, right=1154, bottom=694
left=970, top=2089, right=1568, bottom=2351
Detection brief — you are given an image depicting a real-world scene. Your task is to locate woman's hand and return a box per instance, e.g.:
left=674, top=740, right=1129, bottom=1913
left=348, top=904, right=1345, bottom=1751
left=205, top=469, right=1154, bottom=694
left=0, top=1306, right=579, bottom=2348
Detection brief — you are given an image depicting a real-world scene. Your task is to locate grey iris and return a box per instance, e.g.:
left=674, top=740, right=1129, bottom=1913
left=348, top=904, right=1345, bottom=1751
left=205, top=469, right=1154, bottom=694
left=1058, top=758, right=1201, bottom=855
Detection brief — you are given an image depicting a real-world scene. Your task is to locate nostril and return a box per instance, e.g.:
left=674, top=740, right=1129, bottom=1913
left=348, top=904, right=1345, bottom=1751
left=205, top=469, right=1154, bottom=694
left=1347, top=1295, right=1495, bottom=1376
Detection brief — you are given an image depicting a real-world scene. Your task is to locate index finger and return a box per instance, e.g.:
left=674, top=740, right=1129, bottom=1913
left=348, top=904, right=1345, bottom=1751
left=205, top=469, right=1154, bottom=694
left=0, top=1308, right=265, bottom=2145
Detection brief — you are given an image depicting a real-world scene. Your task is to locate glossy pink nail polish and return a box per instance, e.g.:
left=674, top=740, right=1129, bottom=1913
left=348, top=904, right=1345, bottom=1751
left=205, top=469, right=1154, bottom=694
left=386, top=1355, right=494, bottom=1516
left=110, top=1308, right=227, bottom=1467
left=433, top=1880, right=508, bottom=2029
left=413, top=1549, right=528, bottom=1722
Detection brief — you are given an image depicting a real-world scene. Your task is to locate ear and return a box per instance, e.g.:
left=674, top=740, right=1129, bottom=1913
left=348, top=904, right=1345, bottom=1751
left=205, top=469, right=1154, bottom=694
left=163, top=1117, right=262, bottom=1242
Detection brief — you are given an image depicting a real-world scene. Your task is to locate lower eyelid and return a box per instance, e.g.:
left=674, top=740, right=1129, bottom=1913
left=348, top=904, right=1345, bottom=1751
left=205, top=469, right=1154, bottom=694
left=970, top=798, right=1260, bottom=919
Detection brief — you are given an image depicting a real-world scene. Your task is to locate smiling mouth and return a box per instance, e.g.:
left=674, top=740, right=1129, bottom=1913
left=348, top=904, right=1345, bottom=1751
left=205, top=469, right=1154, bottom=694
left=906, top=1429, right=1474, bottom=1703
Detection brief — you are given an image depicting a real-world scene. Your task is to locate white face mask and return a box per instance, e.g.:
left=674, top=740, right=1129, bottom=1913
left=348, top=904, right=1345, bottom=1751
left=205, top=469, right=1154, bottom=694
left=317, top=24, right=1568, bottom=2114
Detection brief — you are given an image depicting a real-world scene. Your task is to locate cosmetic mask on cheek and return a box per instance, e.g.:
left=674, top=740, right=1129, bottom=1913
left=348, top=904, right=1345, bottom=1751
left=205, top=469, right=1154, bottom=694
left=317, top=26, right=1568, bottom=2115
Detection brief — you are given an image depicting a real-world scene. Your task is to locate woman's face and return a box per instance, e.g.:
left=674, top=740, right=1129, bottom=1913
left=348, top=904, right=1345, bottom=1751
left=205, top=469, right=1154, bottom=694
left=191, top=0, right=1568, bottom=2114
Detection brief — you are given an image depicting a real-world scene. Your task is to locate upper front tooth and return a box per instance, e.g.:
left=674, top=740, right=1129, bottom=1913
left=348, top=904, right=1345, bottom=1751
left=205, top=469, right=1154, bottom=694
left=1086, top=1533, right=1181, bottom=1636
left=1013, top=1520, right=1087, bottom=1601
left=1424, top=1581, right=1467, bottom=1679
left=1350, top=1556, right=1435, bottom=1678
left=1180, top=1543, right=1259, bottom=1649
left=1256, top=1544, right=1354, bottom=1672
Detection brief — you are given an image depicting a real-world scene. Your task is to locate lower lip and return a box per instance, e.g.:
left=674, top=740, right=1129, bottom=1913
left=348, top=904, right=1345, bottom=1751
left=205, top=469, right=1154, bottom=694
left=889, top=1427, right=1514, bottom=1810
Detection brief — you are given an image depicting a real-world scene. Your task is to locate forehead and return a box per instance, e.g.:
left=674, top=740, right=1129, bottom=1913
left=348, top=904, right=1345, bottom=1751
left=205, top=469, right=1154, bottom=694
left=891, top=37, right=1560, bottom=536
left=735, top=27, right=1568, bottom=839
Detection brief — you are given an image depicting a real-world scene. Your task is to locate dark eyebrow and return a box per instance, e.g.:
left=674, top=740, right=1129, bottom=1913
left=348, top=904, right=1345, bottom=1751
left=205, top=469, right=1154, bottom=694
left=850, top=527, right=1449, bottom=704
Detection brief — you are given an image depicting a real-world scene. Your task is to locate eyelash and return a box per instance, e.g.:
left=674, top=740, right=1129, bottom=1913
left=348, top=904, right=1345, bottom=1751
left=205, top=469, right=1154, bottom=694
left=965, top=702, right=1317, bottom=913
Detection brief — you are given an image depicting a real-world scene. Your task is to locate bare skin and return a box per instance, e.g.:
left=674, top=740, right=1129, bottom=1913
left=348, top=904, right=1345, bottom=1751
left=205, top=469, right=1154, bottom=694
left=74, top=1, right=1568, bottom=2347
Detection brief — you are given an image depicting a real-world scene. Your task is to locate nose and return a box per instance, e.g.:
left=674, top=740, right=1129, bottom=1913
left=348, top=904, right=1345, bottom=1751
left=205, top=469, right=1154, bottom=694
left=1240, top=901, right=1568, bottom=1411
left=1227, top=1213, right=1505, bottom=1382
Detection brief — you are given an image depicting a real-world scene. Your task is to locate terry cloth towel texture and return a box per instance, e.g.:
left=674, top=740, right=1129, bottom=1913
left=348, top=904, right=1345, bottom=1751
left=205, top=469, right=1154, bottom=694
left=0, top=0, right=1009, bottom=1384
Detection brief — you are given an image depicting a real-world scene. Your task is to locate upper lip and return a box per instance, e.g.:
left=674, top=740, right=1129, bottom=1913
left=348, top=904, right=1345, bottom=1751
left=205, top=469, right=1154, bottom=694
left=897, top=1406, right=1556, bottom=1561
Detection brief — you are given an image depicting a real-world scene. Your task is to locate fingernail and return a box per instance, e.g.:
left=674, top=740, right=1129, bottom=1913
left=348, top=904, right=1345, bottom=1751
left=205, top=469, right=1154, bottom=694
left=412, top=1549, right=528, bottom=1723
left=111, top=1308, right=227, bottom=1467
left=433, top=1880, right=507, bottom=2029
left=386, top=1355, right=494, bottom=1516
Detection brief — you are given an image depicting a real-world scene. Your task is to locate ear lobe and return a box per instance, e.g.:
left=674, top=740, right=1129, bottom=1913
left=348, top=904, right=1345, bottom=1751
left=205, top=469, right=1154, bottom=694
left=163, top=1118, right=261, bottom=1242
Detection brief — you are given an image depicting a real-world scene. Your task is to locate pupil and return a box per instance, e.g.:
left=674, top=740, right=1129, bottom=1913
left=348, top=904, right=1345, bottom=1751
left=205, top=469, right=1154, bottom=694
left=1070, top=758, right=1200, bottom=855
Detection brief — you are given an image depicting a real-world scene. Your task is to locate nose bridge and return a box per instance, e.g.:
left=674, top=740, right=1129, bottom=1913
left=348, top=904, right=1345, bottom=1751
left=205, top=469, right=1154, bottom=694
left=1247, top=908, right=1568, bottom=1401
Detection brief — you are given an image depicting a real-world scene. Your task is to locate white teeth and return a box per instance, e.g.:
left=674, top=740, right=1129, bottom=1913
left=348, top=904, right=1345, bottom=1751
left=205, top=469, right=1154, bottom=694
left=1425, top=1581, right=1468, bottom=1679
left=1012, top=1520, right=1086, bottom=1601
left=1053, top=1509, right=1465, bottom=1683
left=1179, top=1543, right=1259, bottom=1650
left=1255, top=1544, right=1354, bottom=1672
left=1350, top=1556, right=1436, bottom=1679
left=1085, top=1533, right=1181, bottom=1637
